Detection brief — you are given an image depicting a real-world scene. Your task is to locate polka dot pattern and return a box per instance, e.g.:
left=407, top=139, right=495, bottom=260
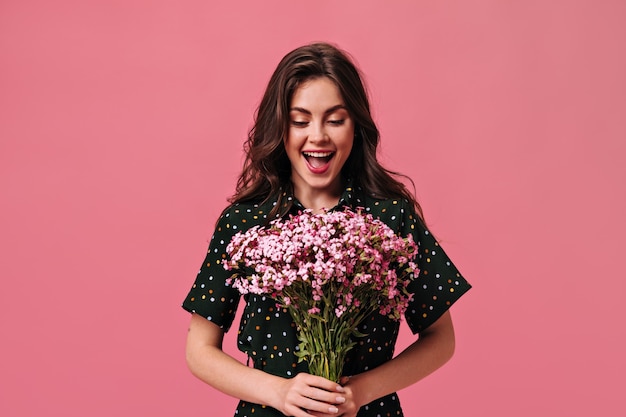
left=182, top=179, right=471, bottom=416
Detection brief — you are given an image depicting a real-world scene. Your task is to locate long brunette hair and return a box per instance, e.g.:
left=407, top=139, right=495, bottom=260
left=230, top=42, right=423, bottom=220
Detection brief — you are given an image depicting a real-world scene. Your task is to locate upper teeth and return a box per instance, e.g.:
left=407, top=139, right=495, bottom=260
left=303, top=151, right=332, bottom=158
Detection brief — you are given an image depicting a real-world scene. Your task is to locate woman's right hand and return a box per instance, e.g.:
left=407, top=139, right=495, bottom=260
left=186, top=315, right=346, bottom=416
left=273, top=372, right=347, bottom=417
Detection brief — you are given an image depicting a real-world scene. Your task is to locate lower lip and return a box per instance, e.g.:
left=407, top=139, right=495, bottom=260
left=304, top=156, right=332, bottom=174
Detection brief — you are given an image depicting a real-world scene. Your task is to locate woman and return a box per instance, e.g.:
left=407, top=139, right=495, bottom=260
left=183, top=42, right=471, bottom=417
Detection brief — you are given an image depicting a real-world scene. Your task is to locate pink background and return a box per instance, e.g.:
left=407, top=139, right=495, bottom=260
left=1, top=1, right=625, bottom=416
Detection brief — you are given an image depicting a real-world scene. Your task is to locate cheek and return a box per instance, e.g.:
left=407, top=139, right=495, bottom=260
left=284, top=133, right=302, bottom=158
left=286, top=129, right=305, bottom=145
left=342, top=129, right=355, bottom=152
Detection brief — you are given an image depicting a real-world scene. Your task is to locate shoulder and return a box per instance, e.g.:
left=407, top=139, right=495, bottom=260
left=216, top=198, right=278, bottom=232
left=359, top=196, right=417, bottom=233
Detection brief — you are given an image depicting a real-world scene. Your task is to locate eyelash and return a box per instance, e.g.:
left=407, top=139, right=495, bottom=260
left=290, top=120, right=345, bottom=127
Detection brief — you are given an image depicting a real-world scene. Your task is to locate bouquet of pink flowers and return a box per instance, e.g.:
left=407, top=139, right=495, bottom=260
left=224, top=208, right=419, bottom=382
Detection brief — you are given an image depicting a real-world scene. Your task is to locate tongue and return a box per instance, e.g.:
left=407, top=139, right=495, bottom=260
left=307, top=156, right=331, bottom=168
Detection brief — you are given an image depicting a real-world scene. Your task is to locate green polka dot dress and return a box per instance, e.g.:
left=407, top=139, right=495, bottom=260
left=182, top=180, right=471, bottom=417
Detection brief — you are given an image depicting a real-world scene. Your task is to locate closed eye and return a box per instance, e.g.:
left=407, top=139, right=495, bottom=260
left=327, top=119, right=345, bottom=126
left=290, top=120, right=308, bottom=127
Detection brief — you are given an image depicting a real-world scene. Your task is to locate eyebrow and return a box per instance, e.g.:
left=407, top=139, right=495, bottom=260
left=289, top=104, right=347, bottom=115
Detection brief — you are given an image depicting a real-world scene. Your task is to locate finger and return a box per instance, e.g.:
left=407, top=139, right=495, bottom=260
left=299, top=396, right=341, bottom=415
left=308, top=411, right=343, bottom=417
left=293, top=374, right=345, bottom=403
left=302, top=373, right=346, bottom=393
left=304, top=386, right=346, bottom=406
left=286, top=374, right=346, bottom=414
left=285, top=404, right=331, bottom=417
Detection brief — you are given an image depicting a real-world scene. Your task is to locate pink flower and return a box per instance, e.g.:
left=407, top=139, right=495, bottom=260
left=224, top=208, right=419, bottom=321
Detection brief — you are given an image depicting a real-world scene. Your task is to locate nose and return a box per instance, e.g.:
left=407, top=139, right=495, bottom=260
left=308, top=122, right=329, bottom=143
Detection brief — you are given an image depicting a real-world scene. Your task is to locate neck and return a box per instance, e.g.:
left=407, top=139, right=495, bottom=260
left=292, top=183, right=343, bottom=214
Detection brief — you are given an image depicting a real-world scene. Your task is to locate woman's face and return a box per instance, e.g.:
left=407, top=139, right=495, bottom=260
left=284, top=77, right=354, bottom=205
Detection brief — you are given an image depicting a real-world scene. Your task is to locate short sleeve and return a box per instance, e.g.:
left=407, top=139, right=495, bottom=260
left=401, top=201, right=471, bottom=334
left=181, top=208, right=242, bottom=332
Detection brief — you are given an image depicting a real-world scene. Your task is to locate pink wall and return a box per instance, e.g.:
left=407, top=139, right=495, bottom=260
left=1, top=1, right=625, bottom=416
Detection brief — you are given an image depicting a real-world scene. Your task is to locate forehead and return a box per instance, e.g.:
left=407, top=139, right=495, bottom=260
left=290, top=77, right=344, bottom=107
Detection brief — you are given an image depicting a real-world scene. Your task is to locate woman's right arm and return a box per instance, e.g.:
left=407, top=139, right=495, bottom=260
left=185, top=313, right=347, bottom=417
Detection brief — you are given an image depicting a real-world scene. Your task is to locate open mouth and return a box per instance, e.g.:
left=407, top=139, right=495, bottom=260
left=303, top=151, right=335, bottom=169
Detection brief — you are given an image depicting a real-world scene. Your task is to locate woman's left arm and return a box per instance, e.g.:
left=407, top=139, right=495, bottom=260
left=325, top=310, right=456, bottom=417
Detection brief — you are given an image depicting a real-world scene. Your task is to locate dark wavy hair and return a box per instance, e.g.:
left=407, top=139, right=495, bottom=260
left=230, top=42, right=423, bottom=221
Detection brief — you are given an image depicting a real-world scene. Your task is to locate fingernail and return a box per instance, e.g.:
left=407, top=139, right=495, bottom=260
left=336, top=385, right=345, bottom=392
left=335, top=396, right=346, bottom=403
left=329, top=406, right=339, bottom=413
